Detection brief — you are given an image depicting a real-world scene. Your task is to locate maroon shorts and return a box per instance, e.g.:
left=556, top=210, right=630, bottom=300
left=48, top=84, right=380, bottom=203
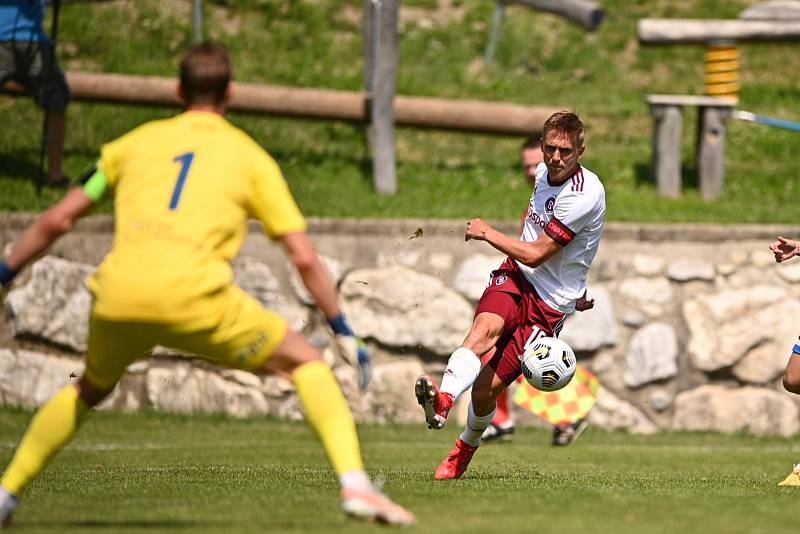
left=475, top=258, right=567, bottom=385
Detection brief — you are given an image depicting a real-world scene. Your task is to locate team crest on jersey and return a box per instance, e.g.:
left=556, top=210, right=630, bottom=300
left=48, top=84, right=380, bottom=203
left=545, top=196, right=556, bottom=214
left=494, top=275, right=508, bottom=286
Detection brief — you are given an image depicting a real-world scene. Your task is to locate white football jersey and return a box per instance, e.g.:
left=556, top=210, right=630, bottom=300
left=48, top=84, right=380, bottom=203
left=516, top=162, right=606, bottom=313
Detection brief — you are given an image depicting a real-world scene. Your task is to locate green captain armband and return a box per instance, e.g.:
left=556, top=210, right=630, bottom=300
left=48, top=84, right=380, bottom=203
left=82, top=167, right=109, bottom=203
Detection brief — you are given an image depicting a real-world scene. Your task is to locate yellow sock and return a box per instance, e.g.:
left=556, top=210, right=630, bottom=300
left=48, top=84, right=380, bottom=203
left=1, top=385, right=89, bottom=496
left=292, top=361, right=364, bottom=475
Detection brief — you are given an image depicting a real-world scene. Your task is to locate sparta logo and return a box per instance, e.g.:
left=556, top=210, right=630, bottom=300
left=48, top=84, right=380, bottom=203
left=545, top=196, right=556, bottom=214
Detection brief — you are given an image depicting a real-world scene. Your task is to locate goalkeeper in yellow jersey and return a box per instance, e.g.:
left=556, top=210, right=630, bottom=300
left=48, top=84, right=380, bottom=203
left=0, top=43, right=414, bottom=528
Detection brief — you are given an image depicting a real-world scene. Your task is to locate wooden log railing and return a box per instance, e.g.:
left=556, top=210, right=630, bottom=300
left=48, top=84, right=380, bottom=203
left=1, top=71, right=559, bottom=137
left=638, top=19, right=800, bottom=45
left=511, top=0, right=604, bottom=30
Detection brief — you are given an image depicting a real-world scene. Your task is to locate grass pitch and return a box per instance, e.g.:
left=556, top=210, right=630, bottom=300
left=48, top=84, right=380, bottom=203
left=2, top=406, right=800, bottom=533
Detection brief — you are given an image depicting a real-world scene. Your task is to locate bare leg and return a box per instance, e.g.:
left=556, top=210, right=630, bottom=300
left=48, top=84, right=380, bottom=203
left=462, top=312, right=505, bottom=356
left=259, top=326, right=320, bottom=376
left=471, top=364, right=508, bottom=417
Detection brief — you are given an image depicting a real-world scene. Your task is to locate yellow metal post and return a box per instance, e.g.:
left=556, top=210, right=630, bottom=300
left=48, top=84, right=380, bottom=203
left=704, top=43, right=740, bottom=101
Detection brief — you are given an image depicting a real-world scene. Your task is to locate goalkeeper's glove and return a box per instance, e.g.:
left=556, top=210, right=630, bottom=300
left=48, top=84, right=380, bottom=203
left=327, top=313, right=371, bottom=389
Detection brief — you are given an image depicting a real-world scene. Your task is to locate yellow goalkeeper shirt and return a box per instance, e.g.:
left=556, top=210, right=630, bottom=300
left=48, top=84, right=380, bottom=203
left=87, top=111, right=307, bottom=326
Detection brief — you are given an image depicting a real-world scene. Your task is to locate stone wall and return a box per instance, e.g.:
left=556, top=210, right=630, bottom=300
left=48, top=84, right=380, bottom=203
left=3, top=215, right=800, bottom=436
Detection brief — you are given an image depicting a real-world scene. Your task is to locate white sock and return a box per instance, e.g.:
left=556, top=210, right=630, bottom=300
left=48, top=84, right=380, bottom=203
left=339, top=469, right=372, bottom=492
left=440, top=347, right=481, bottom=400
left=460, top=402, right=496, bottom=447
left=0, top=486, right=18, bottom=519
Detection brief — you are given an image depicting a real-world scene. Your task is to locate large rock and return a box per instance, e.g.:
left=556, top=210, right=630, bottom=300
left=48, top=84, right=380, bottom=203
left=623, top=322, right=678, bottom=387
left=685, top=296, right=800, bottom=372
left=0, top=348, right=83, bottom=408
left=146, top=363, right=221, bottom=415
left=205, top=372, right=270, bottom=418
left=666, top=257, right=715, bottom=282
left=587, top=387, right=657, bottom=434
left=369, top=360, right=427, bottom=423
left=5, top=256, right=93, bottom=352
left=234, top=258, right=309, bottom=332
left=340, top=265, right=474, bottom=356
left=560, top=286, right=617, bottom=352
left=672, top=385, right=799, bottom=437
left=618, top=277, right=673, bottom=305
left=631, top=254, right=665, bottom=276
left=144, top=362, right=270, bottom=418
left=100, top=371, right=146, bottom=412
left=687, top=284, right=786, bottom=322
left=776, top=261, right=800, bottom=283
left=732, top=341, right=789, bottom=384
left=452, top=253, right=503, bottom=301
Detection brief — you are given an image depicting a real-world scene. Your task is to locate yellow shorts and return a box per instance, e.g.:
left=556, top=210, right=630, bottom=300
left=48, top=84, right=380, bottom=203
left=85, top=286, right=288, bottom=391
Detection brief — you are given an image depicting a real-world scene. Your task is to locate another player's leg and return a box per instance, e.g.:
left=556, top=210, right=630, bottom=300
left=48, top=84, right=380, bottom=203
left=0, top=316, right=142, bottom=527
left=778, top=349, right=800, bottom=486
left=480, top=349, right=516, bottom=442
left=263, top=328, right=414, bottom=525
left=435, top=364, right=506, bottom=480
left=552, top=417, right=589, bottom=446
left=416, top=311, right=505, bottom=430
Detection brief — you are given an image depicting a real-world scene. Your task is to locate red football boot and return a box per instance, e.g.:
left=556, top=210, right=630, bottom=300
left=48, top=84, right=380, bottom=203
left=434, top=439, right=479, bottom=480
left=415, top=375, right=454, bottom=430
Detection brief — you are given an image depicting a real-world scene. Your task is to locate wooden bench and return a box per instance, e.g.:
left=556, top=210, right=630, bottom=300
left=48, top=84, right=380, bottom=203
left=646, top=94, right=735, bottom=200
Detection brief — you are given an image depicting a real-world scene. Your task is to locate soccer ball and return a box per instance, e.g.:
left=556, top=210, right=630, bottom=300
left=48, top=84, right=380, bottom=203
left=520, top=337, right=577, bottom=392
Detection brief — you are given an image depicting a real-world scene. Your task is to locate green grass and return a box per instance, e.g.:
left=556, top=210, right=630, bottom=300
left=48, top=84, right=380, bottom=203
left=1, top=0, right=800, bottom=222
left=2, top=406, right=800, bottom=533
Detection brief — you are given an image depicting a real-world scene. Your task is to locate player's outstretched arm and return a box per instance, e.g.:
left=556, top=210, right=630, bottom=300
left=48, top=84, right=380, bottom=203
left=465, top=217, right=562, bottom=268
left=1, top=188, right=95, bottom=290
left=770, top=236, right=800, bottom=263
left=280, top=232, right=371, bottom=387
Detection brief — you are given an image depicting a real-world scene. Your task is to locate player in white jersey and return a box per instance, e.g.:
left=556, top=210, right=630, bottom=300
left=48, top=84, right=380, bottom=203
left=414, top=111, right=606, bottom=479
left=481, top=136, right=597, bottom=446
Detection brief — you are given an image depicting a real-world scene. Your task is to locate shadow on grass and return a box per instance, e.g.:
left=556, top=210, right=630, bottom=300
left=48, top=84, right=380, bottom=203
left=634, top=161, right=699, bottom=191
left=0, top=150, right=41, bottom=184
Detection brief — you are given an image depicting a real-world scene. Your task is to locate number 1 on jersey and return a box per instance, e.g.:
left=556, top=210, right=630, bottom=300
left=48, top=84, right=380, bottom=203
left=169, top=152, right=195, bottom=210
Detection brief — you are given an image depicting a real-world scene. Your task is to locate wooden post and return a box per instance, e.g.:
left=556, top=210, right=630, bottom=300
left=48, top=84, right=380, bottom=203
left=698, top=106, right=732, bottom=200
left=638, top=19, right=800, bottom=44
left=364, top=0, right=398, bottom=195
left=649, top=103, right=683, bottom=198
left=484, top=1, right=507, bottom=65
left=192, top=0, right=203, bottom=44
